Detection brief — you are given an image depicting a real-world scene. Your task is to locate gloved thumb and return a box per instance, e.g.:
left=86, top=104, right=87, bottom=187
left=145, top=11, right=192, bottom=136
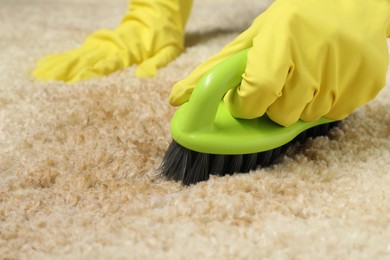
left=168, top=18, right=262, bottom=106
left=169, top=79, right=195, bottom=106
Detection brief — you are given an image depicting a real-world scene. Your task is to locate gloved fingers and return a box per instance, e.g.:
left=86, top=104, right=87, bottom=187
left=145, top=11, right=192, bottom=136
left=47, top=57, right=83, bottom=81
left=33, top=51, right=72, bottom=78
left=34, top=53, right=67, bottom=72
left=265, top=85, right=318, bottom=127
left=33, top=30, right=131, bottom=82
left=135, top=44, right=182, bottom=77
left=224, top=33, right=293, bottom=125
left=70, top=52, right=129, bottom=82
left=34, top=45, right=119, bottom=82
left=299, top=91, right=336, bottom=122
left=33, top=52, right=81, bottom=81
left=68, top=68, right=101, bottom=83
left=33, top=47, right=93, bottom=81
left=62, top=47, right=115, bottom=81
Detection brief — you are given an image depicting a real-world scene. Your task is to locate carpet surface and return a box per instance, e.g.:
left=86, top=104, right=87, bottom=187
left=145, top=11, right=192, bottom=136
left=1, top=0, right=390, bottom=259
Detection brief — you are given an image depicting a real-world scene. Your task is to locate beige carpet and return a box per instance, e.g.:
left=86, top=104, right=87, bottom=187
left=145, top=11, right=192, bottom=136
left=1, top=0, right=390, bottom=259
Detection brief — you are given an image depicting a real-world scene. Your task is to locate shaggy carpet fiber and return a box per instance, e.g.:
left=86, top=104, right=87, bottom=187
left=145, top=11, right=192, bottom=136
left=1, top=0, right=390, bottom=259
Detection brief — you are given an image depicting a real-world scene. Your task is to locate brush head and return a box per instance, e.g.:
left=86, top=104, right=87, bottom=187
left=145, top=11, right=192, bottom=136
left=160, top=121, right=340, bottom=185
left=161, top=49, right=340, bottom=185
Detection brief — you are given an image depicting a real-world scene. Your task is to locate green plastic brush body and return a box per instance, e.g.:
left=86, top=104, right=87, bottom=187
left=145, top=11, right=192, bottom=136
left=161, top=48, right=339, bottom=185
left=170, top=48, right=335, bottom=155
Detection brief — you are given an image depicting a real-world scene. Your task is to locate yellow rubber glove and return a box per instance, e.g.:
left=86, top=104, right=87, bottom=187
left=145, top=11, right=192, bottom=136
left=170, top=0, right=390, bottom=126
left=33, top=0, right=193, bottom=82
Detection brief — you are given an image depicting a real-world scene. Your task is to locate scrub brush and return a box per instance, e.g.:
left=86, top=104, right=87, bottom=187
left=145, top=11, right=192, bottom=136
left=160, top=49, right=339, bottom=185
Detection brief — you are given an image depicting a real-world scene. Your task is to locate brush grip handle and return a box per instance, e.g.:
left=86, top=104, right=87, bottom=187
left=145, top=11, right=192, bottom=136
left=182, top=48, right=249, bottom=132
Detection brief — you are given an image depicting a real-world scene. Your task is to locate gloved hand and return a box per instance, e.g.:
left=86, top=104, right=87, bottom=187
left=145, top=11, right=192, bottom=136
left=170, top=0, right=390, bottom=127
left=33, top=0, right=193, bottom=82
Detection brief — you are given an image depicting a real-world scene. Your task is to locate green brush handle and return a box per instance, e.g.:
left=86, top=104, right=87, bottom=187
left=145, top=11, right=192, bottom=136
left=182, top=49, right=249, bottom=132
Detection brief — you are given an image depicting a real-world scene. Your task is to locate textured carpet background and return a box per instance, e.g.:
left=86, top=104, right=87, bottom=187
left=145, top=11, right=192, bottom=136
left=1, top=0, right=390, bottom=259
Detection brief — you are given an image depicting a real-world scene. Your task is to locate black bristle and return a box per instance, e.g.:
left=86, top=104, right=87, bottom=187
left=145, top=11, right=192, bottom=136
left=295, top=131, right=307, bottom=143
left=225, top=155, right=243, bottom=175
left=209, top=155, right=225, bottom=176
left=269, top=146, right=282, bottom=163
left=318, top=123, right=329, bottom=135
left=160, top=141, right=190, bottom=181
left=183, top=153, right=210, bottom=185
left=307, top=126, right=319, bottom=138
left=160, top=121, right=341, bottom=185
left=241, top=153, right=258, bottom=172
left=257, top=150, right=273, bottom=166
